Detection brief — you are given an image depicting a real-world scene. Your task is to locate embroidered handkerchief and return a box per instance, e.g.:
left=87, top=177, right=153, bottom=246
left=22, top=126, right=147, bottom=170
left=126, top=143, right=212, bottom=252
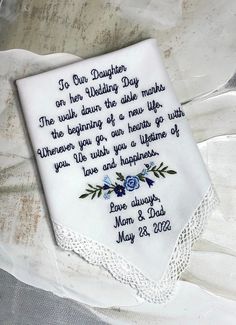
left=16, top=39, right=218, bottom=303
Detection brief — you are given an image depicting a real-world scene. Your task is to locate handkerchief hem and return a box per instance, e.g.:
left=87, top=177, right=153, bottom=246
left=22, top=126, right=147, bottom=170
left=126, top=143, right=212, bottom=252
left=53, top=184, right=218, bottom=304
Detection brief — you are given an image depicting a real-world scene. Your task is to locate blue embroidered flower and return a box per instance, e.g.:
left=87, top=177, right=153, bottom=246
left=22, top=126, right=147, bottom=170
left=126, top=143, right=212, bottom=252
left=103, top=175, right=111, bottom=190
left=145, top=177, right=154, bottom=187
left=124, top=176, right=140, bottom=192
left=114, top=184, right=126, bottom=197
left=141, top=168, right=148, bottom=176
left=103, top=191, right=110, bottom=200
left=145, top=162, right=154, bottom=169
left=103, top=175, right=111, bottom=186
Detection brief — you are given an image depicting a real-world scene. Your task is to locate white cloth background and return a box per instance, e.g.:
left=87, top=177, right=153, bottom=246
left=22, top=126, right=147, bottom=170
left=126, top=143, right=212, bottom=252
left=0, top=48, right=236, bottom=323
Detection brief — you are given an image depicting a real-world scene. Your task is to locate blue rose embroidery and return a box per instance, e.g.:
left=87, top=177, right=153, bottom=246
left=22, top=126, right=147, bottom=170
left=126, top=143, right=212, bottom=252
left=124, top=176, right=140, bottom=192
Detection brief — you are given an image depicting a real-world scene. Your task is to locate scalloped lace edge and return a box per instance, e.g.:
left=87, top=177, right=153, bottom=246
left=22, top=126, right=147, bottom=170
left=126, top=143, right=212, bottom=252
left=52, top=185, right=218, bottom=304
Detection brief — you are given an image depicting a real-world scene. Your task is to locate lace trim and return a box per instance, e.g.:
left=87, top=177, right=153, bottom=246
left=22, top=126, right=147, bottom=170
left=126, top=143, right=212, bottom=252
left=53, top=185, right=218, bottom=304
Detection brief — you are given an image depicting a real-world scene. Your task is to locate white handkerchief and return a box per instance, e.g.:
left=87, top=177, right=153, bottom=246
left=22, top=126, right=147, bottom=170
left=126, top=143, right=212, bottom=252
left=16, top=39, right=218, bottom=303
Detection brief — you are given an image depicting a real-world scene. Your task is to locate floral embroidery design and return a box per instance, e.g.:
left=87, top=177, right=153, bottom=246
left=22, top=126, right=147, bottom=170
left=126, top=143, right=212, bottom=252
left=79, top=162, right=177, bottom=200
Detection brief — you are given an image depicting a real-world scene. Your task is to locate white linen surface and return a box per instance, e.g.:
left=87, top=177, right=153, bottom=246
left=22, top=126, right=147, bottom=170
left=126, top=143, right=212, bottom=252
left=0, top=48, right=236, bottom=325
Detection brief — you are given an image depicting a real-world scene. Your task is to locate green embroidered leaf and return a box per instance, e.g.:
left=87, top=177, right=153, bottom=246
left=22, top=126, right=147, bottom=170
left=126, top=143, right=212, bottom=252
left=86, top=189, right=94, bottom=193
left=154, top=171, right=160, bottom=178
left=91, top=192, right=96, bottom=199
left=98, top=189, right=102, bottom=197
left=79, top=193, right=90, bottom=198
left=158, top=162, right=164, bottom=169
left=161, top=166, right=168, bottom=171
left=167, top=170, right=177, bottom=174
left=159, top=171, right=165, bottom=178
left=116, top=172, right=124, bottom=181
